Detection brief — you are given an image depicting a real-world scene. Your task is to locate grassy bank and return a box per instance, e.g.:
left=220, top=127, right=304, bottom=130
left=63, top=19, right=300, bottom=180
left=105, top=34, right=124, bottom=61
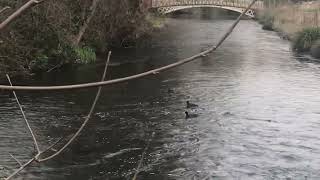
left=0, top=0, right=157, bottom=75
left=258, top=1, right=320, bottom=58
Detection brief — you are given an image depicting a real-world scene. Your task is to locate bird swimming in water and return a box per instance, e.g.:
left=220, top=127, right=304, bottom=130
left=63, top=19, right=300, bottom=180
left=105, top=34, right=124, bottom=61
left=186, top=101, right=198, bottom=108
left=222, top=112, right=233, bottom=116
left=167, top=89, right=174, bottom=94
left=185, top=111, right=198, bottom=119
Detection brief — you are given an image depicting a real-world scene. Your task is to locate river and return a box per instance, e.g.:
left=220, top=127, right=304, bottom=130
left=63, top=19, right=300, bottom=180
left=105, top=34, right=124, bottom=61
left=1, top=14, right=320, bottom=180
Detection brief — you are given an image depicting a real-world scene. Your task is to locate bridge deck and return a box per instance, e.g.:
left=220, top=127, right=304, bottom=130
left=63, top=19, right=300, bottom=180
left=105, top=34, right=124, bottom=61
left=151, top=0, right=264, bottom=9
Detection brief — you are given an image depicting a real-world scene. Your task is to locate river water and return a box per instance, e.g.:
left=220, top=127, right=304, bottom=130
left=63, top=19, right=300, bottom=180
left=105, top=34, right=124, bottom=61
left=1, top=15, right=320, bottom=180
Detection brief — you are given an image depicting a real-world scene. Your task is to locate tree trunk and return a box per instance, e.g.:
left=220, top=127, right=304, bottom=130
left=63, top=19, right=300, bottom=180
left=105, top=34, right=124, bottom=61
left=0, top=0, right=43, bottom=31
left=73, top=0, right=100, bottom=46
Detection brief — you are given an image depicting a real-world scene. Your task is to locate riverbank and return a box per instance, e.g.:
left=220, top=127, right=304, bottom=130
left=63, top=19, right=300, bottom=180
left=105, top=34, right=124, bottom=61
left=258, top=1, right=320, bottom=58
left=0, top=1, right=162, bottom=76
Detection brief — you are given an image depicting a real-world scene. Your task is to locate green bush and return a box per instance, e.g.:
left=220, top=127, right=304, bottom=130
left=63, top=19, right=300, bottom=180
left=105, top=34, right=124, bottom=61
left=0, top=0, right=146, bottom=74
left=30, top=52, right=49, bottom=71
left=51, top=44, right=97, bottom=65
left=258, top=12, right=274, bottom=31
left=27, top=45, right=96, bottom=72
left=73, top=46, right=96, bottom=64
left=50, top=43, right=76, bottom=64
left=293, top=27, right=320, bottom=52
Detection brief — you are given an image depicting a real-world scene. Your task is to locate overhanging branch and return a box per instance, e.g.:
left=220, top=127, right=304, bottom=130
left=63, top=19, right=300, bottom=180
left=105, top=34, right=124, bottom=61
left=0, top=0, right=258, bottom=91
left=0, top=0, right=45, bottom=31
left=0, top=6, right=11, bottom=14
left=4, top=51, right=112, bottom=180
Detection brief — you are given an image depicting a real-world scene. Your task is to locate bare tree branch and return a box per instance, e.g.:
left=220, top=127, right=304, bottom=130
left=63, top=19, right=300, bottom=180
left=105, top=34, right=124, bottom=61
left=6, top=74, right=41, bottom=154
left=74, top=0, right=101, bottom=46
left=0, top=0, right=258, bottom=91
left=38, top=51, right=111, bottom=162
left=5, top=158, right=35, bottom=180
left=0, top=0, right=45, bottom=31
left=132, top=132, right=155, bottom=180
left=0, top=6, right=11, bottom=14
left=3, top=0, right=258, bottom=177
left=40, top=137, right=64, bottom=154
left=9, top=153, right=22, bottom=167
left=4, top=51, right=112, bottom=179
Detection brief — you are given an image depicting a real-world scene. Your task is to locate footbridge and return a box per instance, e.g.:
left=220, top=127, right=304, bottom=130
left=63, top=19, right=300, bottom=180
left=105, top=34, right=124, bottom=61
left=149, top=0, right=264, bottom=18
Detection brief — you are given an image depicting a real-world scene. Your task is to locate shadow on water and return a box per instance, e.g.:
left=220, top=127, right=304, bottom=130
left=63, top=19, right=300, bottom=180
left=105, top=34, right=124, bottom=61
left=1, top=10, right=320, bottom=180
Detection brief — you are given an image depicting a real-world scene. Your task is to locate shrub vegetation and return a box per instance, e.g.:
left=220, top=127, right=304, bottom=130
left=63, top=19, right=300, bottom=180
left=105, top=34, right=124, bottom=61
left=311, top=40, right=320, bottom=58
left=258, top=12, right=275, bottom=31
left=0, top=0, right=151, bottom=74
left=293, top=27, right=320, bottom=52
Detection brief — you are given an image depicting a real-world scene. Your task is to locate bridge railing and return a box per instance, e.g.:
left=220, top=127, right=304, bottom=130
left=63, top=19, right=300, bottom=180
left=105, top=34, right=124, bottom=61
left=152, top=0, right=264, bottom=9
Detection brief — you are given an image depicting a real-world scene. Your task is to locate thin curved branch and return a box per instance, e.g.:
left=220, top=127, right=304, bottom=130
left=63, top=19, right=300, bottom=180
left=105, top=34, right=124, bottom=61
left=6, top=137, right=63, bottom=180
left=5, top=158, right=35, bottom=180
left=6, top=74, right=41, bottom=154
left=3, top=0, right=257, bottom=177
left=9, top=153, right=22, bottom=167
left=37, top=51, right=111, bottom=162
left=0, top=6, right=11, bottom=14
left=0, top=0, right=45, bottom=31
left=132, top=132, right=155, bottom=180
left=4, top=51, right=112, bottom=180
left=74, top=0, right=101, bottom=46
left=40, top=137, right=64, bottom=154
left=0, top=0, right=258, bottom=91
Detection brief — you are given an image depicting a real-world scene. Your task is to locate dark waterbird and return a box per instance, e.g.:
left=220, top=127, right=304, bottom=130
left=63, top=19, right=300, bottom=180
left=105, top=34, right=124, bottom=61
left=186, top=101, right=199, bottom=108
left=167, top=89, right=174, bottom=93
left=185, top=111, right=198, bottom=119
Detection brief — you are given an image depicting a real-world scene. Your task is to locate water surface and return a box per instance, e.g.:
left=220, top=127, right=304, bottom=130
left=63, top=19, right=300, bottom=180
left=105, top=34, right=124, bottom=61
left=1, top=15, right=320, bottom=179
